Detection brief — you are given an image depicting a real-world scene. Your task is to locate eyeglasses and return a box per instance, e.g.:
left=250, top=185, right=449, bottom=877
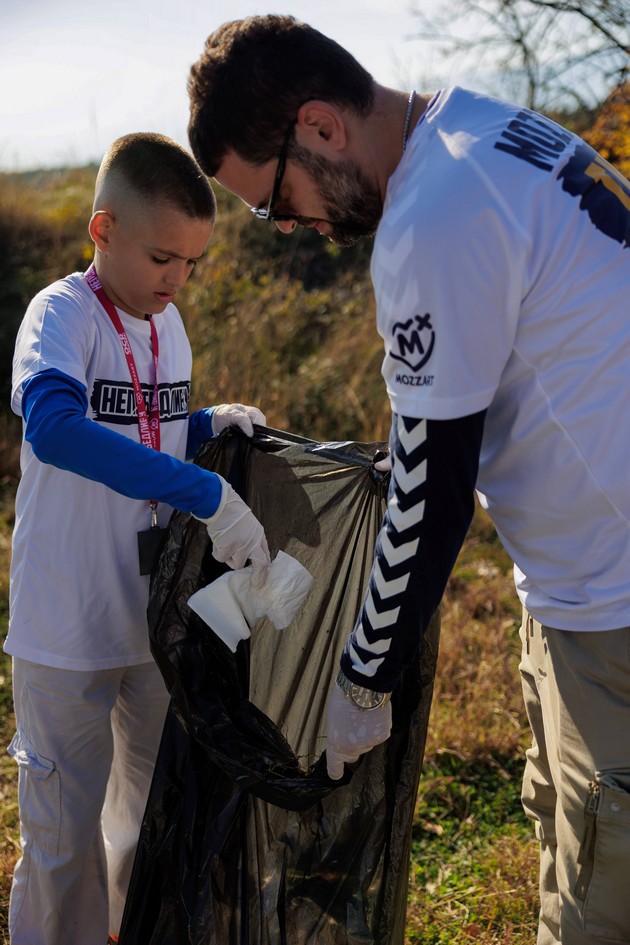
left=250, top=122, right=299, bottom=223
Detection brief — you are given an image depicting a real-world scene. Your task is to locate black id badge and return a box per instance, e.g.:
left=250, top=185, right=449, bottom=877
left=137, top=526, right=168, bottom=575
left=138, top=503, right=167, bottom=575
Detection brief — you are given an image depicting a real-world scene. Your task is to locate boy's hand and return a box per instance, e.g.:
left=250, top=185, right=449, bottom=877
left=198, top=476, right=271, bottom=585
left=211, top=403, right=266, bottom=438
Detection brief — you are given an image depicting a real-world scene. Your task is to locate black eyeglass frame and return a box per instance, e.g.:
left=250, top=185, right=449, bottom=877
left=250, top=121, right=299, bottom=223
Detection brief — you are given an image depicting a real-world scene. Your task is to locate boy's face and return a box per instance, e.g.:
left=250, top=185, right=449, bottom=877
left=93, top=201, right=213, bottom=319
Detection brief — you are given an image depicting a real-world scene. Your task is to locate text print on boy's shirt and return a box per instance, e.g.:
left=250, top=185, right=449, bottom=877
left=91, top=380, right=190, bottom=424
left=494, top=108, right=630, bottom=247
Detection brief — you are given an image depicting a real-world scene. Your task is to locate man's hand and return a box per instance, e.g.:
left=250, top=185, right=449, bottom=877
left=211, top=403, right=266, bottom=437
left=198, top=475, right=271, bottom=585
left=325, top=684, right=392, bottom=780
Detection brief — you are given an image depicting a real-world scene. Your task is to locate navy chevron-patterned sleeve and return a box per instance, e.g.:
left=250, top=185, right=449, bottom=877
left=340, top=410, right=486, bottom=692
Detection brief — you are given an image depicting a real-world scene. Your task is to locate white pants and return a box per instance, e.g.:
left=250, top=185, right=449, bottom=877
left=9, top=658, right=170, bottom=945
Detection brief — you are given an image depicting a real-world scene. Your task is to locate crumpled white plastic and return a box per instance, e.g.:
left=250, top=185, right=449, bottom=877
left=187, top=550, right=313, bottom=652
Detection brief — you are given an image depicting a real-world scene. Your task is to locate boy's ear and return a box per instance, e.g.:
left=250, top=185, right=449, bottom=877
left=295, top=101, right=347, bottom=152
left=88, top=210, right=114, bottom=251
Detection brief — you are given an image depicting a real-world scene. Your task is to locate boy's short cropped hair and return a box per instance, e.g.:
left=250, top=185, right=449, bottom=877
left=96, top=132, right=216, bottom=220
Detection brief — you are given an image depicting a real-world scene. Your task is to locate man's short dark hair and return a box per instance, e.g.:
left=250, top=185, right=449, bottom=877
left=188, top=15, right=375, bottom=176
left=100, top=132, right=216, bottom=219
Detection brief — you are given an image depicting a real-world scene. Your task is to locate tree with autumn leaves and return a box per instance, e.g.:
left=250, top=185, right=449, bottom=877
left=584, top=81, right=630, bottom=178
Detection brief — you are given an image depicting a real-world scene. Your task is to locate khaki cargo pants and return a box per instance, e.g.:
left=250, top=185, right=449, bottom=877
left=520, top=612, right=630, bottom=945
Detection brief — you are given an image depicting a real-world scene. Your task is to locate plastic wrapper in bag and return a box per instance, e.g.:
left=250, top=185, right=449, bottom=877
left=119, top=427, right=440, bottom=945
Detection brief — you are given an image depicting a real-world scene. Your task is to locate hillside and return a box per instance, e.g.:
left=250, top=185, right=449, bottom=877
left=0, top=167, right=385, bottom=455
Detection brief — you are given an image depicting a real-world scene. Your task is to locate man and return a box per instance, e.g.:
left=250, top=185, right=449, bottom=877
left=187, top=15, right=630, bottom=945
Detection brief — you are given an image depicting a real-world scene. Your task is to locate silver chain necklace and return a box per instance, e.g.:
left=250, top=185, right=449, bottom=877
left=402, top=89, right=417, bottom=152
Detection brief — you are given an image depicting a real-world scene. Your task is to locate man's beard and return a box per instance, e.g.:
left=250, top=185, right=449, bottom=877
left=291, top=143, right=383, bottom=247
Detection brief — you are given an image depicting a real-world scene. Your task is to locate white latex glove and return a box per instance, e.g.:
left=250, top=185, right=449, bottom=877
left=374, top=453, right=392, bottom=472
left=196, top=475, right=271, bottom=585
left=326, top=684, right=392, bottom=780
left=211, top=403, right=266, bottom=438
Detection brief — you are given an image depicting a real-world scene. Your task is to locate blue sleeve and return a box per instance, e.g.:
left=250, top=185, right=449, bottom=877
left=186, top=407, right=216, bottom=460
left=341, top=410, right=486, bottom=691
left=22, top=369, right=222, bottom=518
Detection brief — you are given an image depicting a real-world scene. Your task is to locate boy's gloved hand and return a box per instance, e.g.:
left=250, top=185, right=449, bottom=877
left=325, top=685, right=392, bottom=780
left=211, top=403, right=266, bottom=438
left=196, top=475, right=271, bottom=585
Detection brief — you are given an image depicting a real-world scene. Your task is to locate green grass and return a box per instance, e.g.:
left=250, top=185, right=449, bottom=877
left=408, top=753, right=538, bottom=944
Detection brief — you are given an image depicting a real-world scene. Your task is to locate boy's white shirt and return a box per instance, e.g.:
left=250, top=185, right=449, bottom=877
left=7, top=272, right=192, bottom=669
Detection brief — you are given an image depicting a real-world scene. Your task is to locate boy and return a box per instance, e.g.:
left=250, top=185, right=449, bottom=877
left=5, top=132, right=269, bottom=945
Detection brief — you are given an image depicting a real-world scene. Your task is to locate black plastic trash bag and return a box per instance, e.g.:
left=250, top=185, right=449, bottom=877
left=119, top=427, right=440, bottom=945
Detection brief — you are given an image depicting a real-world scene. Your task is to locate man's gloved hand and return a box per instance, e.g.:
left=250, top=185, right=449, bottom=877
left=374, top=452, right=392, bottom=472
left=211, top=403, right=266, bottom=438
left=196, top=475, right=271, bottom=586
left=325, top=684, right=392, bottom=780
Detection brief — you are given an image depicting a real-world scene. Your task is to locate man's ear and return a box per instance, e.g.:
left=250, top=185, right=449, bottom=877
left=295, top=101, right=347, bottom=152
left=88, top=210, right=115, bottom=251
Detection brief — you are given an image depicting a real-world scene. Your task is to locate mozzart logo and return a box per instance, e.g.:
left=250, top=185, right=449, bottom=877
left=390, top=312, right=435, bottom=371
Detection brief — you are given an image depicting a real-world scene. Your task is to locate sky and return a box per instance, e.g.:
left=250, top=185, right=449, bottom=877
left=0, top=0, right=439, bottom=172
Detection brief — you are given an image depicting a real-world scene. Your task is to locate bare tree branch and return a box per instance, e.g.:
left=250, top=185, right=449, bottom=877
left=525, top=0, right=629, bottom=52
left=409, top=0, right=629, bottom=111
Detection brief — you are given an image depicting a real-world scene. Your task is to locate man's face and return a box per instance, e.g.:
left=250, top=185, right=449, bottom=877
left=290, top=142, right=383, bottom=247
left=215, top=141, right=383, bottom=247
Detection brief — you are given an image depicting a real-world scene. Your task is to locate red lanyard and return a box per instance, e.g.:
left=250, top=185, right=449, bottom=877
left=85, top=264, right=161, bottom=522
left=85, top=264, right=161, bottom=453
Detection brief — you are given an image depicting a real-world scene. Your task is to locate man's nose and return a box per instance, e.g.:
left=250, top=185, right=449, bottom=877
left=274, top=219, right=297, bottom=234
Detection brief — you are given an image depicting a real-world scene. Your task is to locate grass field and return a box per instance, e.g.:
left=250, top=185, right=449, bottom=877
left=405, top=503, right=538, bottom=944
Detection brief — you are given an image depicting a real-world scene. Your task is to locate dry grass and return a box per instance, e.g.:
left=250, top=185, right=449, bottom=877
left=427, top=509, right=525, bottom=761
left=0, top=731, right=17, bottom=945
left=407, top=832, right=539, bottom=944
left=403, top=501, right=538, bottom=944
left=0, top=479, right=16, bottom=943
